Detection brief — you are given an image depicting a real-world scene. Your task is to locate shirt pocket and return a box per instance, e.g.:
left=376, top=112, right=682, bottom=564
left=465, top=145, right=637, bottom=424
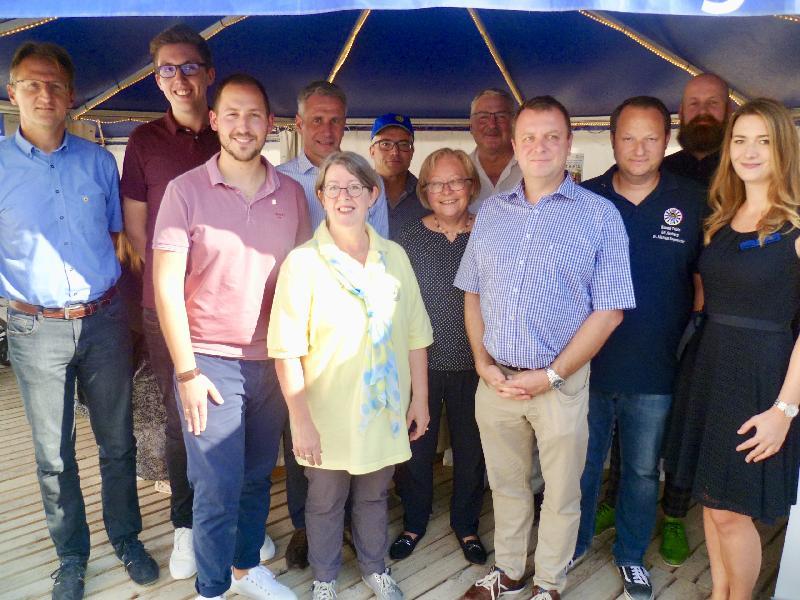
left=74, top=191, right=110, bottom=235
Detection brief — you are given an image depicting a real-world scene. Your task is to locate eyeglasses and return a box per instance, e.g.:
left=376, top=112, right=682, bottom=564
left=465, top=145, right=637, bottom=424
left=321, top=183, right=371, bottom=199
left=471, top=111, right=512, bottom=124
left=10, top=79, right=69, bottom=96
left=155, top=62, right=207, bottom=78
left=424, top=178, right=472, bottom=194
left=371, top=139, right=413, bottom=153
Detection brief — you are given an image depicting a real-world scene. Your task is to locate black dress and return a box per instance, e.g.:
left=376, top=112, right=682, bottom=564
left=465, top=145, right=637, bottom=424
left=664, top=224, right=800, bottom=522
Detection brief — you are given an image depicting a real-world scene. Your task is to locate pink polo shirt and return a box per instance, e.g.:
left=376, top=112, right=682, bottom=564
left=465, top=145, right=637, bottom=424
left=153, top=153, right=311, bottom=359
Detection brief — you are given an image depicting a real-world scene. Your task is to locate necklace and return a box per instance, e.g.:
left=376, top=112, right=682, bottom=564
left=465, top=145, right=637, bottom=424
left=433, top=213, right=473, bottom=238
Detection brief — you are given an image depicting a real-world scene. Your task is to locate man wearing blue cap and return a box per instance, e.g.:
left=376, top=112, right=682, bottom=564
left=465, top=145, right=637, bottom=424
left=369, top=113, right=429, bottom=240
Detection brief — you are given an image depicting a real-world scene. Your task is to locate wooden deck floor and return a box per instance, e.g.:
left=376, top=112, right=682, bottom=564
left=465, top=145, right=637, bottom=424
left=0, top=364, right=785, bottom=600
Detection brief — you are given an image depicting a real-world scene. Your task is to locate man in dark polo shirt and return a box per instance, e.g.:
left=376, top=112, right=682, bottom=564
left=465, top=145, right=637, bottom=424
left=122, top=25, right=274, bottom=580
left=572, top=97, right=704, bottom=600
left=663, top=73, right=731, bottom=187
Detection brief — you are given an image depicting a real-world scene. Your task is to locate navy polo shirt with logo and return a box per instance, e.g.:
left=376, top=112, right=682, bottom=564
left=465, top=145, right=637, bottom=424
left=583, top=167, right=705, bottom=394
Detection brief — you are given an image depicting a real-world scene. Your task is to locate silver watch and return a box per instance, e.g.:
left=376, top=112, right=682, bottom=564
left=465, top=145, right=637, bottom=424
left=545, top=367, right=566, bottom=390
left=773, top=400, right=799, bottom=418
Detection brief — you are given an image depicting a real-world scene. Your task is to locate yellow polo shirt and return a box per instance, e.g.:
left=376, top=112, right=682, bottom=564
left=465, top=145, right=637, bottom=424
left=268, top=224, right=433, bottom=474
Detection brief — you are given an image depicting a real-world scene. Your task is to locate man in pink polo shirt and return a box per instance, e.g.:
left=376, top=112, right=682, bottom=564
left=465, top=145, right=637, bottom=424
left=153, top=74, right=310, bottom=600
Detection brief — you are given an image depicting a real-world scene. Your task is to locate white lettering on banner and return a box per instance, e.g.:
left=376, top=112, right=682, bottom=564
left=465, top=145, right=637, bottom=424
left=653, top=225, right=686, bottom=244
left=701, top=0, right=746, bottom=15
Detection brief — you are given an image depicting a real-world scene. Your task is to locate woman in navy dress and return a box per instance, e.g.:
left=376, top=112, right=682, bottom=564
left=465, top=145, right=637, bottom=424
left=664, top=98, right=800, bottom=600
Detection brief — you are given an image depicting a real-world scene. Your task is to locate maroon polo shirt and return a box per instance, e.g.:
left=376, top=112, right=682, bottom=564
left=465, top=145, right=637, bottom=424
left=120, top=109, right=220, bottom=309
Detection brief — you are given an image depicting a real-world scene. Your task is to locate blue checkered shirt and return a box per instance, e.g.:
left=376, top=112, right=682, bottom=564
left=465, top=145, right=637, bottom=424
left=277, top=152, right=389, bottom=237
left=454, top=175, right=636, bottom=370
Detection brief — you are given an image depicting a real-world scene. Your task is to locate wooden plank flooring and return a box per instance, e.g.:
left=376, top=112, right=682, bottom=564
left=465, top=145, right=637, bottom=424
left=0, top=364, right=785, bottom=599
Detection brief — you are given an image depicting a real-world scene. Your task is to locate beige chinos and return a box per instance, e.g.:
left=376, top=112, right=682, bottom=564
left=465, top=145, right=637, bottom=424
left=475, top=362, right=590, bottom=592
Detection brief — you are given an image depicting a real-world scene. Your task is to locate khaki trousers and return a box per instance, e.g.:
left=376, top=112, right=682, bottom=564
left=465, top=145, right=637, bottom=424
left=475, top=363, right=590, bottom=592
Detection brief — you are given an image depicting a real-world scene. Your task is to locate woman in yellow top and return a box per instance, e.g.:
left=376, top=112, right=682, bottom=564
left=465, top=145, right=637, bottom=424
left=268, top=151, right=433, bottom=600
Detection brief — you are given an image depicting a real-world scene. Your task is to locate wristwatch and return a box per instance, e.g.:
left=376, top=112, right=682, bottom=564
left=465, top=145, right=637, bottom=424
left=545, top=367, right=566, bottom=390
left=773, top=400, right=799, bottom=418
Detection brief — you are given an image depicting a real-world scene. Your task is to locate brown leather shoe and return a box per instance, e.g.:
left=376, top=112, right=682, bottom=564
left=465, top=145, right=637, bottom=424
left=461, top=566, right=525, bottom=599
left=285, top=528, right=308, bottom=569
left=530, top=586, right=560, bottom=600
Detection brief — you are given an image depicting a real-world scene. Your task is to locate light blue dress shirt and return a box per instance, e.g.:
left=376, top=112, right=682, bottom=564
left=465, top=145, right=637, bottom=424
left=277, top=151, right=389, bottom=237
left=0, top=130, right=122, bottom=306
left=455, top=175, right=636, bottom=370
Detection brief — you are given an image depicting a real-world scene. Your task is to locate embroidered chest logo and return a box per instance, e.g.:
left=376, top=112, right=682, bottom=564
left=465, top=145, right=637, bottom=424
left=663, top=207, right=683, bottom=226
left=653, top=207, right=686, bottom=244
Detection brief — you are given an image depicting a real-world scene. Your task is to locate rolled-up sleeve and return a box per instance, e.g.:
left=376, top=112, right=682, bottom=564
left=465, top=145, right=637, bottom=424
left=589, top=208, right=636, bottom=311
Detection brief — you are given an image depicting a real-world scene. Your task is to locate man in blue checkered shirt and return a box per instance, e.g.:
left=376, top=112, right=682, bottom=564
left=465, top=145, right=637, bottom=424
left=455, top=96, right=636, bottom=600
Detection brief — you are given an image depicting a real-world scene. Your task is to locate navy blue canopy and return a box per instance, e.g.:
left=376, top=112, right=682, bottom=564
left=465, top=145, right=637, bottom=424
left=1, top=2, right=799, bottom=137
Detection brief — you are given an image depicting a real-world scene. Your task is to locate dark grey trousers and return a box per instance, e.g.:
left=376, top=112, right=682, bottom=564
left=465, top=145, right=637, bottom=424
left=305, top=465, right=394, bottom=581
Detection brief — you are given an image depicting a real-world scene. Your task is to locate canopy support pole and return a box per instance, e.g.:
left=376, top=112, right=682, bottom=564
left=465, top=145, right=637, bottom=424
left=328, top=10, right=370, bottom=83
left=580, top=10, right=748, bottom=106
left=71, top=15, right=248, bottom=120
left=0, top=18, right=56, bottom=37
left=467, top=8, right=523, bottom=106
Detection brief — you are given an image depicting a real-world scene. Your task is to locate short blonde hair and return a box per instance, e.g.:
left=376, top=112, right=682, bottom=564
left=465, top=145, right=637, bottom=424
left=416, top=148, right=481, bottom=209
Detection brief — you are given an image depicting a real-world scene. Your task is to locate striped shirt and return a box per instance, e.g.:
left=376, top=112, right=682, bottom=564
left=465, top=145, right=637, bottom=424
left=454, top=174, right=636, bottom=370
left=277, top=152, right=389, bottom=237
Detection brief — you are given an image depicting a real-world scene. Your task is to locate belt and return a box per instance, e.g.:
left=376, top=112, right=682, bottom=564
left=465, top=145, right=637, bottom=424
left=706, top=312, right=790, bottom=333
left=497, top=362, right=528, bottom=372
left=9, top=287, right=117, bottom=320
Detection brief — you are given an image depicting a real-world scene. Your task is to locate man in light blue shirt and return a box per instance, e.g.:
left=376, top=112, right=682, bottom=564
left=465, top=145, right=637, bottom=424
left=0, top=42, right=158, bottom=599
left=277, top=80, right=388, bottom=237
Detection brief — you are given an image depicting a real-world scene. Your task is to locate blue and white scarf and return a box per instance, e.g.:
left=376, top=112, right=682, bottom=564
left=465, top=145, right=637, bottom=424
left=315, top=227, right=403, bottom=437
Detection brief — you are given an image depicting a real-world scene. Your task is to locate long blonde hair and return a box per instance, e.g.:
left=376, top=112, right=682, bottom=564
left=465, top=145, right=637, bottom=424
left=705, top=98, right=800, bottom=245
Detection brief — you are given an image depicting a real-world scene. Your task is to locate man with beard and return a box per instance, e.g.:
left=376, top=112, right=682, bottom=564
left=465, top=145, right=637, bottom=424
left=663, top=73, right=731, bottom=186
left=153, top=74, right=309, bottom=600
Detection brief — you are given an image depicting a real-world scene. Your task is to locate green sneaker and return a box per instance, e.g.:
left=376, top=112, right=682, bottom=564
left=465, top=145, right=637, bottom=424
left=660, top=517, right=689, bottom=566
left=594, top=501, right=616, bottom=536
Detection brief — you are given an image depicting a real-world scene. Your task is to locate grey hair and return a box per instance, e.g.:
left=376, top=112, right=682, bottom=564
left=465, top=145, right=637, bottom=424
left=297, top=80, right=347, bottom=117
left=470, top=87, right=516, bottom=115
left=314, top=151, right=381, bottom=204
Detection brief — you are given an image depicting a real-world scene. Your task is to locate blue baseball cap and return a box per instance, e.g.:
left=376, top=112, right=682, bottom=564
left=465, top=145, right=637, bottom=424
left=371, top=113, right=414, bottom=139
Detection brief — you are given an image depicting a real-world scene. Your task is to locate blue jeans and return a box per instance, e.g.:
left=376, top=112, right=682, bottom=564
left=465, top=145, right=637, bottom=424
left=575, top=391, right=672, bottom=566
left=179, top=354, right=286, bottom=598
left=7, top=294, right=141, bottom=562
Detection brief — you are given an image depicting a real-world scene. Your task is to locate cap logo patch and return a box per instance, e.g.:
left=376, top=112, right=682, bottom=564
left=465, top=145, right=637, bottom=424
left=664, top=208, right=683, bottom=226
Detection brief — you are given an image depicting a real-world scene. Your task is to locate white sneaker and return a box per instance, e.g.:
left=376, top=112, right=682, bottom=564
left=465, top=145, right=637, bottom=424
left=312, top=580, right=337, bottom=599
left=170, top=527, right=197, bottom=579
left=229, top=565, right=297, bottom=599
left=362, top=568, right=404, bottom=600
left=260, top=533, right=276, bottom=562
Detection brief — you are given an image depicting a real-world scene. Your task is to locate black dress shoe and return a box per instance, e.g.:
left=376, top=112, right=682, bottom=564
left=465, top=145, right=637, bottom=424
left=114, top=538, right=159, bottom=585
left=459, top=535, right=488, bottom=565
left=389, top=533, right=420, bottom=560
left=51, top=560, right=86, bottom=600
left=286, top=528, right=309, bottom=569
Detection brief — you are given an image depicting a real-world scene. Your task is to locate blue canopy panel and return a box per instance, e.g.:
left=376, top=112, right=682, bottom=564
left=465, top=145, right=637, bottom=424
left=1, top=0, right=799, bottom=17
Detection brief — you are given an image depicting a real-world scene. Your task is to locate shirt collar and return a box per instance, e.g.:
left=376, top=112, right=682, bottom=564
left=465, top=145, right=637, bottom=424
left=597, top=164, right=680, bottom=198
left=163, top=107, right=213, bottom=136
left=313, top=220, right=389, bottom=261
left=298, top=151, right=318, bottom=175
left=505, top=172, right=576, bottom=205
left=204, top=152, right=282, bottom=200
left=14, top=128, right=68, bottom=157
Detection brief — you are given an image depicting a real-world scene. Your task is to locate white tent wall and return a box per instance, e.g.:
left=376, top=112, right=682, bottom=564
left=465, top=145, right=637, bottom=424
left=105, top=128, right=685, bottom=183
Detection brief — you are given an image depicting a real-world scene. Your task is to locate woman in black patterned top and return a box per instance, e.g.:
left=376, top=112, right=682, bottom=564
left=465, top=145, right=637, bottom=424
left=391, top=148, right=488, bottom=565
